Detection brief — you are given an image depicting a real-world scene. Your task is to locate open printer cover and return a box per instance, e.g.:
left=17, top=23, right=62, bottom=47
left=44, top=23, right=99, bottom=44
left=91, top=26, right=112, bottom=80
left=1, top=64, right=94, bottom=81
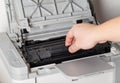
left=0, top=0, right=115, bottom=81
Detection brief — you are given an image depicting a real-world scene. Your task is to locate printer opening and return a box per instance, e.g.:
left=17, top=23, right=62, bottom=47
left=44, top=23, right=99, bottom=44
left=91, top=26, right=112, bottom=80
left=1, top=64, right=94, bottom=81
left=21, top=36, right=111, bottom=68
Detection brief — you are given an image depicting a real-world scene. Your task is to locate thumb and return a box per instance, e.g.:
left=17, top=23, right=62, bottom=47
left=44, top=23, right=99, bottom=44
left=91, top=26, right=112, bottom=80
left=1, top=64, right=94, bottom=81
left=68, top=41, right=80, bottom=53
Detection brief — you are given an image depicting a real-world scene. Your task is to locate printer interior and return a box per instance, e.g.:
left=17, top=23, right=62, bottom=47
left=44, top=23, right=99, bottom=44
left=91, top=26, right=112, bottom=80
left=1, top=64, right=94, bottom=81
left=21, top=36, right=111, bottom=68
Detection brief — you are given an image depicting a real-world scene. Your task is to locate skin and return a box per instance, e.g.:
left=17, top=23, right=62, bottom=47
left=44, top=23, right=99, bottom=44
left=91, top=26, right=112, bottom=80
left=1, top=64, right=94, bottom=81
left=65, top=17, right=120, bottom=53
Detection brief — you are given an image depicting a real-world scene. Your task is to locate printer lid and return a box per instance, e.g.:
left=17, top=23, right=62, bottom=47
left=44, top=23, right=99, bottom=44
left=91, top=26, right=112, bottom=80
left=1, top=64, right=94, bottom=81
left=6, top=0, right=94, bottom=41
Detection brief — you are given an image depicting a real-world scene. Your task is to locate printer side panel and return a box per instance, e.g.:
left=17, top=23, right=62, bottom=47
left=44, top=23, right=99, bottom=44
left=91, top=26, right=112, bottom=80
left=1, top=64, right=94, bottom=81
left=0, top=33, right=28, bottom=80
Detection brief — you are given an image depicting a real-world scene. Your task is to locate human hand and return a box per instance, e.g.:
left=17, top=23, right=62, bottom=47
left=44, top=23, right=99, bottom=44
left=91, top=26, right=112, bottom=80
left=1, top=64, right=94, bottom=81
left=65, top=23, right=103, bottom=53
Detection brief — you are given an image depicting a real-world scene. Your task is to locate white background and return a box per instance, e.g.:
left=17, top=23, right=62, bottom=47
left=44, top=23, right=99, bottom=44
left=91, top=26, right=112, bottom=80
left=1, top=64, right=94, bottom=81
left=0, top=0, right=8, bottom=32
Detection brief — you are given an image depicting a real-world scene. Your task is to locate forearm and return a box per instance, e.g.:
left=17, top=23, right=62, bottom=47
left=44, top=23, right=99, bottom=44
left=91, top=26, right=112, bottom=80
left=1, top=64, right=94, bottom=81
left=96, top=17, right=120, bottom=42
left=65, top=17, right=120, bottom=53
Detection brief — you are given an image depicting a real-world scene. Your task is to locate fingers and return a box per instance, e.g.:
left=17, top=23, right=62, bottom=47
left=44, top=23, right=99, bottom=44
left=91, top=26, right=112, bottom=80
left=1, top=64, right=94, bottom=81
left=65, top=30, right=74, bottom=46
left=65, top=26, right=80, bottom=53
left=68, top=41, right=80, bottom=53
left=66, top=32, right=80, bottom=53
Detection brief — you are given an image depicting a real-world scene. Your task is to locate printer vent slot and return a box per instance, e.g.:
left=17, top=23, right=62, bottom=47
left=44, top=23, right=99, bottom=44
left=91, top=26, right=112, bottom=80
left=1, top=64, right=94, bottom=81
left=76, top=20, right=83, bottom=24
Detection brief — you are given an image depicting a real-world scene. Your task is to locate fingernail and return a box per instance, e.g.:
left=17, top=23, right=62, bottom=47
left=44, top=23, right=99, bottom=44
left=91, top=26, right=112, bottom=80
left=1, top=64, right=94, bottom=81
left=65, top=44, right=68, bottom=47
left=65, top=43, right=68, bottom=46
left=65, top=42, right=71, bottom=46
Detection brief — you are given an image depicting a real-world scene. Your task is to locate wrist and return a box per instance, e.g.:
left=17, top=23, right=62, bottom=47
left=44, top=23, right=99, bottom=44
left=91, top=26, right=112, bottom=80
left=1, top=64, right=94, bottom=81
left=92, top=25, right=107, bottom=43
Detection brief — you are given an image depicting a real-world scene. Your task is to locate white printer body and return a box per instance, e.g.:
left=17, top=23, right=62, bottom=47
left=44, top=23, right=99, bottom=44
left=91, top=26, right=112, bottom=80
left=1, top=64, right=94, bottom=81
left=0, top=0, right=120, bottom=83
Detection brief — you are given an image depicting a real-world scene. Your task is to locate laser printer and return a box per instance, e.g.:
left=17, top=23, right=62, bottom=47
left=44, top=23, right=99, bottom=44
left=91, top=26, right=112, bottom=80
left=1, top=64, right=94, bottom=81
left=0, top=0, right=120, bottom=83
